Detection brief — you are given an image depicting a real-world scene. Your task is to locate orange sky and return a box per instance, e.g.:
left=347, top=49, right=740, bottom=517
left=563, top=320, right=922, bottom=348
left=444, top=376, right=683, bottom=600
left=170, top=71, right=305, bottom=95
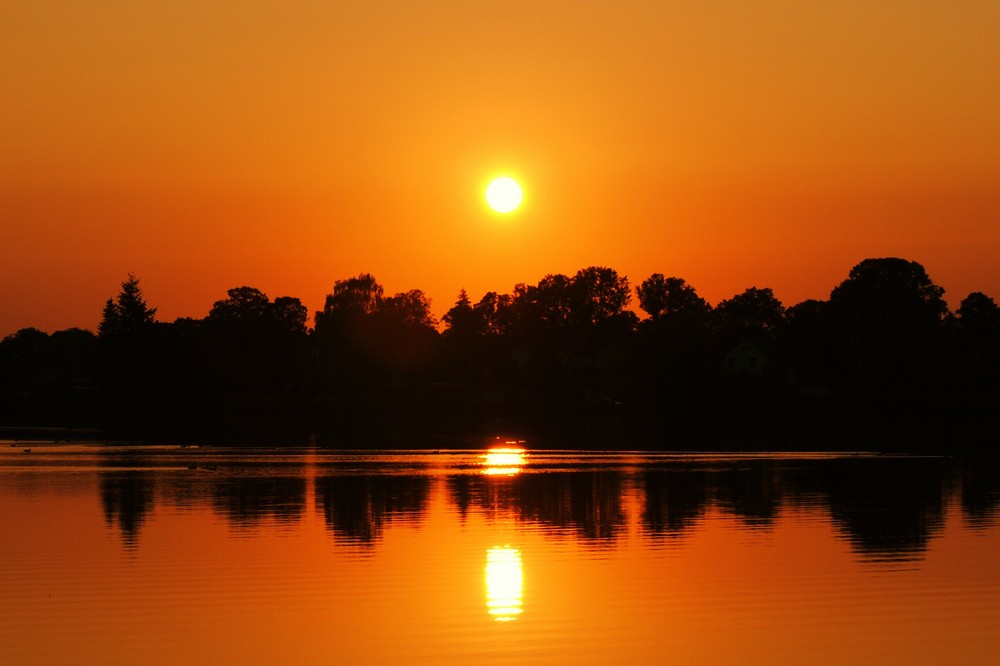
left=2, top=1, right=998, bottom=336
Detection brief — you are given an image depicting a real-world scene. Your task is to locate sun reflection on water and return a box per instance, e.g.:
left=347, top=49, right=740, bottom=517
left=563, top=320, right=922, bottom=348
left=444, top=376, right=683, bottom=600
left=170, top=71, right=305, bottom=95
left=482, top=446, right=527, bottom=476
left=485, top=546, right=523, bottom=622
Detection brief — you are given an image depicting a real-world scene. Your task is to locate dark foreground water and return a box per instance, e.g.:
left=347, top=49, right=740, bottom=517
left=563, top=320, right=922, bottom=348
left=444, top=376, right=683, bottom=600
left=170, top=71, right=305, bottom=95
left=2, top=444, right=1000, bottom=665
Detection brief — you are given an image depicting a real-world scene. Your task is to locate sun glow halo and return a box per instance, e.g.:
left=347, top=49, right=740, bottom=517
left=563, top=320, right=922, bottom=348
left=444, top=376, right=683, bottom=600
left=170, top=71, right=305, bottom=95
left=485, top=177, right=523, bottom=213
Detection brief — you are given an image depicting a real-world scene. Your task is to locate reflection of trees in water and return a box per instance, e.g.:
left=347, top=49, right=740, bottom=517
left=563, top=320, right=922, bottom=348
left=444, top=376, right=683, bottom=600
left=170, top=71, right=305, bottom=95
left=961, top=462, right=1000, bottom=529
left=446, top=474, right=475, bottom=523
left=772, top=461, right=828, bottom=511
left=522, top=472, right=625, bottom=542
left=713, top=462, right=783, bottom=527
left=448, top=458, right=959, bottom=562
left=642, top=468, right=710, bottom=537
left=212, top=476, right=306, bottom=527
left=823, top=458, right=949, bottom=561
left=156, top=472, right=214, bottom=510
left=99, top=470, right=154, bottom=548
left=567, top=462, right=822, bottom=542
left=447, top=472, right=626, bottom=543
left=91, top=452, right=967, bottom=562
left=315, top=475, right=430, bottom=545
left=646, top=458, right=954, bottom=561
left=643, top=462, right=786, bottom=537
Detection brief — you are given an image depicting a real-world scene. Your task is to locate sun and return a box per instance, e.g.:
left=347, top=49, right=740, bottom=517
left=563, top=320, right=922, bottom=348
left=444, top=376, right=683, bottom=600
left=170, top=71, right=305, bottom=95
left=485, top=177, right=523, bottom=213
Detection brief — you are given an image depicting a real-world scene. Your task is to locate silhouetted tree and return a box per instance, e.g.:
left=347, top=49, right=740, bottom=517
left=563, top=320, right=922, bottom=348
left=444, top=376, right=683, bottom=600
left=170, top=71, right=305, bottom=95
left=828, top=258, right=949, bottom=389
left=440, top=289, right=495, bottom=386
left=47, top=328, right=98, bottom=383
left=714, top=287, right=785, bottom=336
left=783, top=299, right=837, bottom=387
left=99, top=273, right=156, bottom=340
left=208, top=286, right=271, bottom=324
left=207, top=287, right=308, bottom=339
left=475, top=291, right=512, bottom=336
left=312, top=275, right=439, bottom=405
left=442, top=289, right=477, bottom=338
left=8, top=253, right=995, bottom=448
left=785, top=299, right=829, bottom=330
left=314, top=272, right=384, bottom=334
left=363, top=289, right=438, bottom=377
left=521, top=274, right=574, bottom=329
left=202, top=287, right=310, bottom=393
left=0, top=328, right=50, bottom=396
left=953, top=292, right=1000, bottom=393
left=830, top=258, right=948, bottom=334
left=98, top=274, right=158, bottom=391
left=957, top=292, right=999, bottom=334
left=631, top=274, right=714, bottom=395
left=379, top=289, right=436, bottom=330
left=272, top=296, right=309, bottom=335
left=497, top=268, right=634, bottom=434
left=313, top=274, right=387, bottom=393
left=501, top=268, right=631, bottom=334
left=570, top=266, right=631, bottom=326
left=0, top=327, right=48, bottom=361
left=637, top=274, right=711, bottom=322
left=438, top=290, right=523, bottom=414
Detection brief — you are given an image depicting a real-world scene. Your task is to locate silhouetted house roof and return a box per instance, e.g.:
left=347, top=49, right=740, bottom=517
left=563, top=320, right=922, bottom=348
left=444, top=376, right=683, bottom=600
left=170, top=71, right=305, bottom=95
left=723, top=340, right=769, bottom=375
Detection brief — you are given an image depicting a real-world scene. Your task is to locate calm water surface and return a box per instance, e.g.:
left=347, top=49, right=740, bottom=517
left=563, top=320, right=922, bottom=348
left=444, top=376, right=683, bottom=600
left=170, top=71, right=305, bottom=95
left=2, top=444, right=1000, bottom=665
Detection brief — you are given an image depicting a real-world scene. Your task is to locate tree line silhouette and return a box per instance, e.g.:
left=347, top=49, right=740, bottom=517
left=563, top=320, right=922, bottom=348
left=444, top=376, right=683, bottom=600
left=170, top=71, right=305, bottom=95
left=1, top=257, right=997, bottom=450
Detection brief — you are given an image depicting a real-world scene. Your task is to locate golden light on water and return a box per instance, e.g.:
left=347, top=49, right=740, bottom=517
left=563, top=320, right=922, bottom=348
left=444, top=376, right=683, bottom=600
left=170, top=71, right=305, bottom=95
left=485, top=547, right=523, bottom=622
left=482, top=446, right=527, bottom=476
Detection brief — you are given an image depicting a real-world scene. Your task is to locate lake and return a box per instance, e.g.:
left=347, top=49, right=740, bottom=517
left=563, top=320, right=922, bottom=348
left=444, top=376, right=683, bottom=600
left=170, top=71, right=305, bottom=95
left=2, top=444, right=999, bottom=664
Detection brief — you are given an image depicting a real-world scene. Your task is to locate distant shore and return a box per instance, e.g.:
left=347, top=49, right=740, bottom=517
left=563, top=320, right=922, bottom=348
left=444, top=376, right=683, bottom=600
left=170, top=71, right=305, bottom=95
left=2, top=389, right=996, bottom=455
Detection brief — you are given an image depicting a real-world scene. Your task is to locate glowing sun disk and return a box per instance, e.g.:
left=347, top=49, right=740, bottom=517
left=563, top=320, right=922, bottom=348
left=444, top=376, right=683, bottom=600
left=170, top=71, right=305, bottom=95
left=485, top=177, right=523, bottom=213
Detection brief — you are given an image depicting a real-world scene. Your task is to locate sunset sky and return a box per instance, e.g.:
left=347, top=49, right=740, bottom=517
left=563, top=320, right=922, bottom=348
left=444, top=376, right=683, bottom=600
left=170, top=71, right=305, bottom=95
left=3, top=1, right=998, bottom=336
